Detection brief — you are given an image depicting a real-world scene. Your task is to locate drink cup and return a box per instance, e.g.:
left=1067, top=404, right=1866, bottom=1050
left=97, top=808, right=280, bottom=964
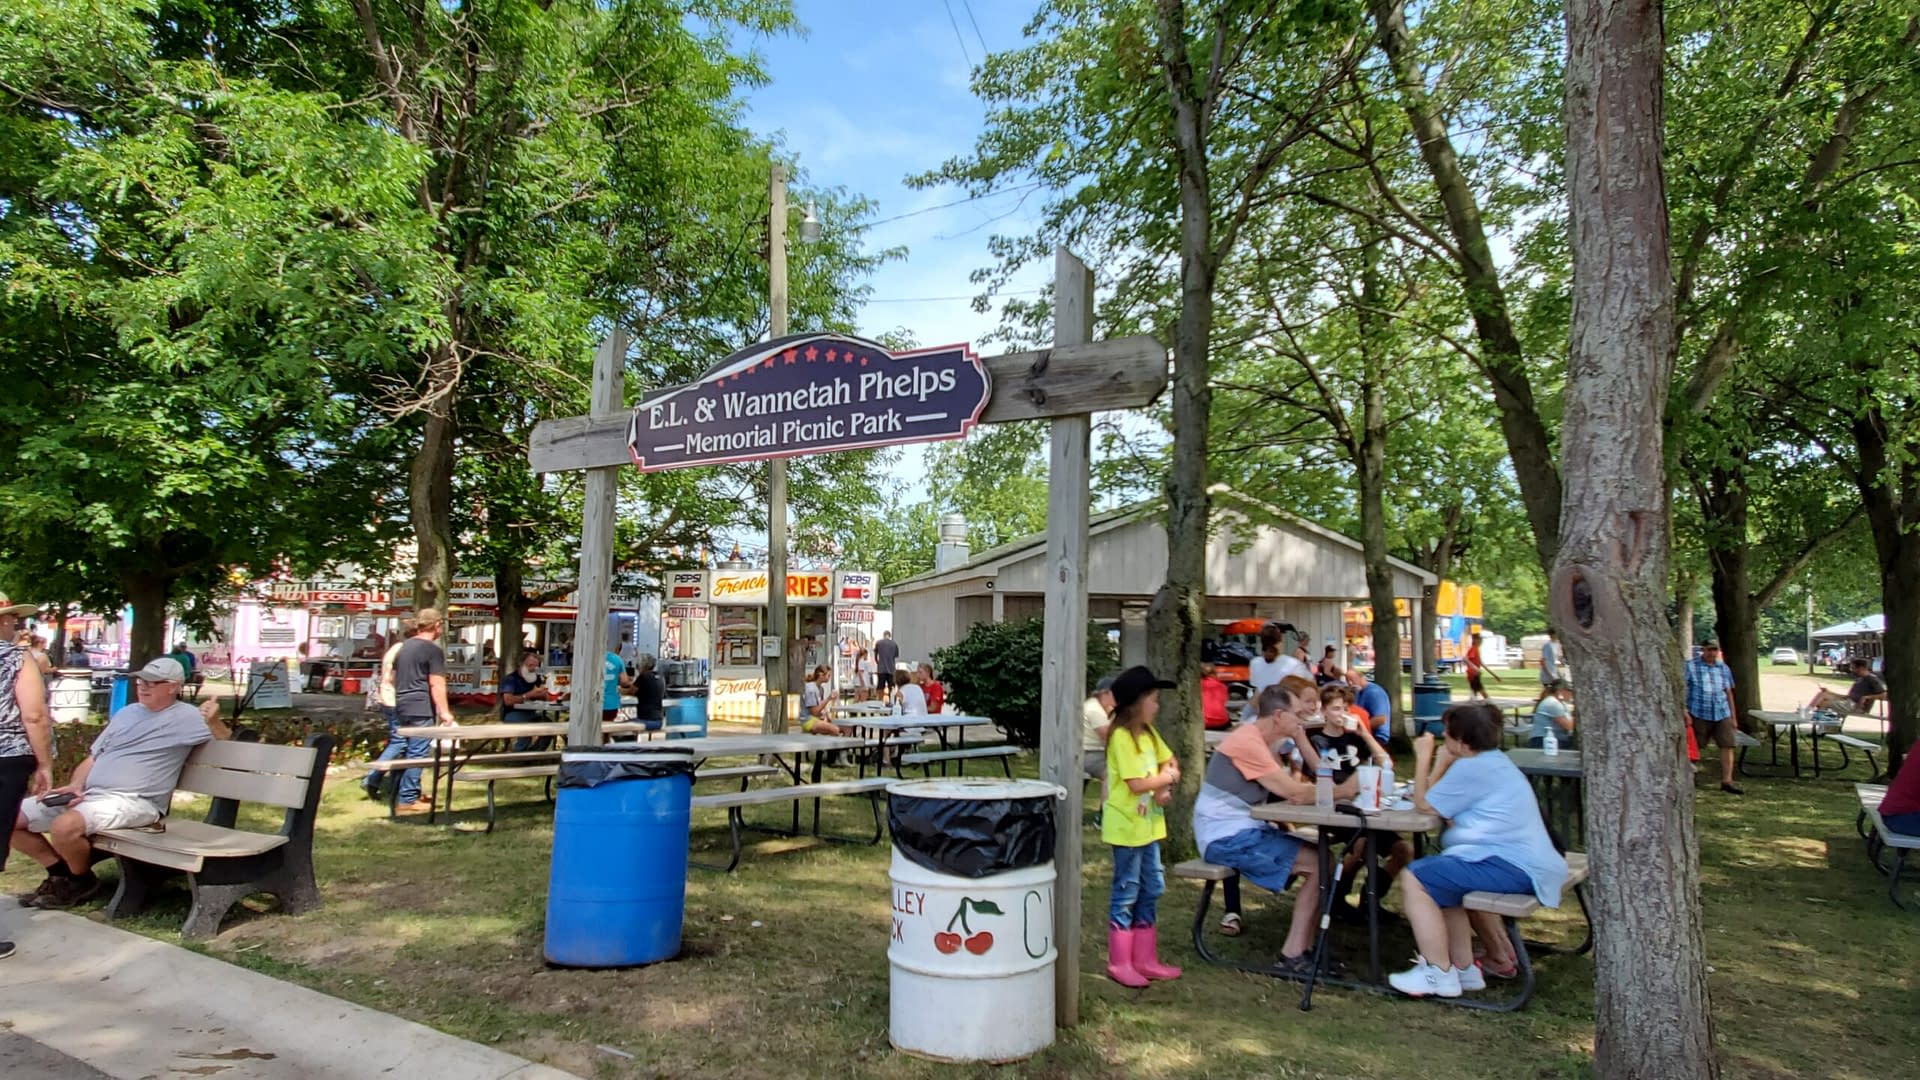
left=1355, top=764, right=1382, bottom=811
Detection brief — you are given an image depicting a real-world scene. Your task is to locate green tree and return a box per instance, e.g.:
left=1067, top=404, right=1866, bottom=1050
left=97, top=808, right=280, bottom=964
left=927, top=0, right=1369, bottom=855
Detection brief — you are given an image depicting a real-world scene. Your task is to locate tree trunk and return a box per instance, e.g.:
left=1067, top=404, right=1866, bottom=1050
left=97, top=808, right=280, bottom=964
left=1673, top=566, right=1696, bottom=656
left=1368, top=0, right=1563, bottom=572
left=410, top=388, right=458, bottom=613
left=1557, top=2, right=1719, bottom=1078
left=495, top=562, right=530, bottom=718
left=1356, top=237, right=1402, bottom=731
left=122, top=573, right=172, bottom=670
left=1703, top=466, right=1761, bottom=728
left=1145, top=0, right=1215, bottom=861
left=1417, top=503, right=1462, bottom=679
left=1852, top=401, right=1919, bottom=768
left=51, top=608, right=69, bottom=667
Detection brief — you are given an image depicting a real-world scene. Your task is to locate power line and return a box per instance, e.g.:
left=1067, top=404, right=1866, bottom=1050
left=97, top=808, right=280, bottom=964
left=959, top=0, right=990, bottom=58
left=859, top=183, right=1045, bottom=229
left=864, top=288, right=1044, bottom=304
left=938, top=0, right=974, bottom=70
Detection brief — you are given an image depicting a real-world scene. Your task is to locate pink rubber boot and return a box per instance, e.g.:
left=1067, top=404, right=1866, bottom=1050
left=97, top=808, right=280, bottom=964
left=1106, top=926, right=1149, bottom=988
left=1131, top=924, right=1183, bottom=981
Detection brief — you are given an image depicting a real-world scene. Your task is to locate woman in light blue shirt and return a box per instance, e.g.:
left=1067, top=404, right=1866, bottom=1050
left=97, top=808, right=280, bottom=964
left=1528, top=680, right=1575, bottom=749
left=1389, top=702, right=1568, bottom=1000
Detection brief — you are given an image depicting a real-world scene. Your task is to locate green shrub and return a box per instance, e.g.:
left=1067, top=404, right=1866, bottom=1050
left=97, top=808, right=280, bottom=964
left=933, top=618, right=1119, bottom=749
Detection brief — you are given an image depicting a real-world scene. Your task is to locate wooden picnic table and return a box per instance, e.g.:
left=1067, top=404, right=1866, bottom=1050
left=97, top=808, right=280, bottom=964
left=1252, top=800, right=1440, bottom=986
left=1506, top=748, right=1584, bottom=847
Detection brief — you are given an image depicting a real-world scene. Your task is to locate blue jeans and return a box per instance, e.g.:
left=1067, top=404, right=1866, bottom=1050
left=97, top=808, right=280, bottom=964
left=1885, top=811, right=1920, bottom=837
left=363, top=708, right=404, bottom=793
left=377, top=710, right=434, bottom=804
left=1109, top=841, right=1165, bottom=929
left=503, top=709, right=552, bottom=752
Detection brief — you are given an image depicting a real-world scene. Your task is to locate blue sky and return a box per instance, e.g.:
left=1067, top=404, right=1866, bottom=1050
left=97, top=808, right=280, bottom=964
left=735, top=1, right=1051, bottom=498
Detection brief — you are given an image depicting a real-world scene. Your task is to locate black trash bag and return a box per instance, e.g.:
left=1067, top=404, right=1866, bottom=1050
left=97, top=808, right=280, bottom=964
left=889, top=789, right=1057, bottom=879
left=558, top=744, right=695, bottom=789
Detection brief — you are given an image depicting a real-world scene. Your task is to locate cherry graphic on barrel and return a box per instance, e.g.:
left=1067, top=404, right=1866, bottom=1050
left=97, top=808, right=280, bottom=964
left=935, top=896, right=1003, bottom=955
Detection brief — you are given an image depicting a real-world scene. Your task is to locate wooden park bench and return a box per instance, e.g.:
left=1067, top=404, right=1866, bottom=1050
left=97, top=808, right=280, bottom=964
left=95, top=734, right=334, bottom=940
left=896, top=745, right=1020, bottom=779
left=690, top=776, right=894, bottom=873
left=1860, top=792, right=1920, bottom=912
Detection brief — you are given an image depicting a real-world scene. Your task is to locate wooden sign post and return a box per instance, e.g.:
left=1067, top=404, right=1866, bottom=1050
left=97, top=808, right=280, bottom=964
left=568, top=327, right=628, bottom=748
left=531, top=253, right=1165, bottom=1026
left=1039, top=247, right=1093, bottom=1026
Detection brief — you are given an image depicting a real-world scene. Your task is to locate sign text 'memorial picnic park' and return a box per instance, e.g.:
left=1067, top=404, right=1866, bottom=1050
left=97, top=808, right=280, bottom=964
left=625, top=333, right=990, bottom=471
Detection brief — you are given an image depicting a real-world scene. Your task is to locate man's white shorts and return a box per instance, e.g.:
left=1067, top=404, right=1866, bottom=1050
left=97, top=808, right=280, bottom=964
left=17, top=791, right=161, bottom=834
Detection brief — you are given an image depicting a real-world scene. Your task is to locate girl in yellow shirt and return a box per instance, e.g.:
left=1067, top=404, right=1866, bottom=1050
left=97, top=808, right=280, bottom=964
left=1101, top=666, right=1184, bottom=988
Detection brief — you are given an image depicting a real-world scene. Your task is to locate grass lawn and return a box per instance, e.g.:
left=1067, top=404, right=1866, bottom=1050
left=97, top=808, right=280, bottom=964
left=6, top=746, right=1916, bottom=1079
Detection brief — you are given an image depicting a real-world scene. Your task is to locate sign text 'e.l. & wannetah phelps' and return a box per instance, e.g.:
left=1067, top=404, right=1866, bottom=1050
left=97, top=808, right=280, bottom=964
left=626, top=333, right=992, bottom=471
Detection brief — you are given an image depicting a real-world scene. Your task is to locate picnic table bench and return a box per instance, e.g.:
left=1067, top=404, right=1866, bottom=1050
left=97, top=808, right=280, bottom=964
left=96, top=734, right=334, bottom=940
left=448, top=760, right=784, bottom=833
left=691, top=775, right=894, bottom=872
left=1857, top=782, right=1919, bottom=911
left=897, top=744, right=1020, bottom=778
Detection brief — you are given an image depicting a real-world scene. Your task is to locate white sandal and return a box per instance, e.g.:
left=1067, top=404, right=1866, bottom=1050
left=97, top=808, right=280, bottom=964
left=1220, top=912, right=1242, bottom=937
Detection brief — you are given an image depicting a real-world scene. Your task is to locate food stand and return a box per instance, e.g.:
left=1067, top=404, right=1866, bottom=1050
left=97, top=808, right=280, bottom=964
left=660, top=568, right=876, bottom=725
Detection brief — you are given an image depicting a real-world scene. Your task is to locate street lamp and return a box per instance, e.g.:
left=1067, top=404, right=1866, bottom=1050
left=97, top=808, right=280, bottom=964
left=764, top=164, right=819, bottom=732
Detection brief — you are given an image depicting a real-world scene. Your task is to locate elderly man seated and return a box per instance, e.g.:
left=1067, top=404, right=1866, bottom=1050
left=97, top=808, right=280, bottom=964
left=11, top=657, right=228, bottom=910
left=1191, top=682, right=1351, bottom=974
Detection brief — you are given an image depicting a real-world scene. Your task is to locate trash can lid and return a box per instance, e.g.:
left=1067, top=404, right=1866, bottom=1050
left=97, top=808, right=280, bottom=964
left=886, top=778, right=1063, bottom=801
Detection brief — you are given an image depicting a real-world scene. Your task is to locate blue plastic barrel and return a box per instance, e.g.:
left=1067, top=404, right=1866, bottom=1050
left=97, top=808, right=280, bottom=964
left=666, top=694, right=709, bottom=739
left=545, top=746, right=694, bottom=968
left=1413, top=678, right=1450, bottom=724
left=110, top=673, right=134, bottom=716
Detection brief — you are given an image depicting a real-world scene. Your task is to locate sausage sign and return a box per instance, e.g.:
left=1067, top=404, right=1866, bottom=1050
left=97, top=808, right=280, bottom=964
left=626, top=332, right=992, bottom=472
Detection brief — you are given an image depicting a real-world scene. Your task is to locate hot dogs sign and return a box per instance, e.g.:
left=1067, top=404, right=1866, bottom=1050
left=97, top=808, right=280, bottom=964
left=627, top=332, right=991, bottom=471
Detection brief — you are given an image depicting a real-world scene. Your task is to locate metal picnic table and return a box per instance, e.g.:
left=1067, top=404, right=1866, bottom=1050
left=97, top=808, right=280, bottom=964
left=1506, top=748, right=1584, bottom=848
left=1748, top=710, right=1820, bottom=779
left=394, top=719, right=657, bottom=824
left=1251, top=800, right=1440, bottom=988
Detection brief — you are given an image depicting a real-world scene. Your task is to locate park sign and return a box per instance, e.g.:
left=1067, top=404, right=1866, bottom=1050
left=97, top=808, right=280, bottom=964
left=626, top=332, right=991, bottom=471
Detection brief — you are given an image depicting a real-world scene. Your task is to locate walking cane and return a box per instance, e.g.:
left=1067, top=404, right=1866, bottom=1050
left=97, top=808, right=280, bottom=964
left=1300, top=803, right=1367, bottom=1012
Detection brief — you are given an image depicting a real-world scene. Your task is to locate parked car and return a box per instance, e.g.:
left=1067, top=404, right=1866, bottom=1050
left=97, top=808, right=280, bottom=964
left=1770, top=647, right=1800, bottom=665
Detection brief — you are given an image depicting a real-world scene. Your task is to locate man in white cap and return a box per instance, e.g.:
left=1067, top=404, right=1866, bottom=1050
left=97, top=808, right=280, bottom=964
left=10, top=655, right=228, bottom=910
left=0, top=592, right=55, bottom=959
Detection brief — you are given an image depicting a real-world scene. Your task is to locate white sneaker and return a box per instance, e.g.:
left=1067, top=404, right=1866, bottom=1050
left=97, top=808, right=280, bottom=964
left=1457, top=963, right=1486, bottom=991
left=1388, top=956, right=1462, bottom=998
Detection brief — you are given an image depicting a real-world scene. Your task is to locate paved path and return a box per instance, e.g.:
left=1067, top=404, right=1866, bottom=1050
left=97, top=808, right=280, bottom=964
left=0, top=901, right=578, bottom=1080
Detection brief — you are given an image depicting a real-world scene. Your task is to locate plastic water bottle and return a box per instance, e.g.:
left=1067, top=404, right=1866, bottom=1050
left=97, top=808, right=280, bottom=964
left=891, top=698, right=901, bottom=717
left=1542, top=728, right=1559, bottom=756
left=1381, top=762, right=1395, bottom=804
left=1315, top=762, right=1333, bottom=808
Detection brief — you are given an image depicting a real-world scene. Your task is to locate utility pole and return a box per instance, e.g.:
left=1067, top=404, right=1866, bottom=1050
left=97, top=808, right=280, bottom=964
left=764, top=164, right=791, bottom=733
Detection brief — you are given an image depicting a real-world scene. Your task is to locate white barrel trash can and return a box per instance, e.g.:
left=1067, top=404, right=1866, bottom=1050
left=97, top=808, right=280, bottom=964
left=886, top=778, right=1062, bottom=1063
left=49, top=670, right=92, bottom=724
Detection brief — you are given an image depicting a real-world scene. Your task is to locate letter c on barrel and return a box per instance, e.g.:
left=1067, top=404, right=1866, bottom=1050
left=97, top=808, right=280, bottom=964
left=1023, top=889, right=1050, bottom=959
